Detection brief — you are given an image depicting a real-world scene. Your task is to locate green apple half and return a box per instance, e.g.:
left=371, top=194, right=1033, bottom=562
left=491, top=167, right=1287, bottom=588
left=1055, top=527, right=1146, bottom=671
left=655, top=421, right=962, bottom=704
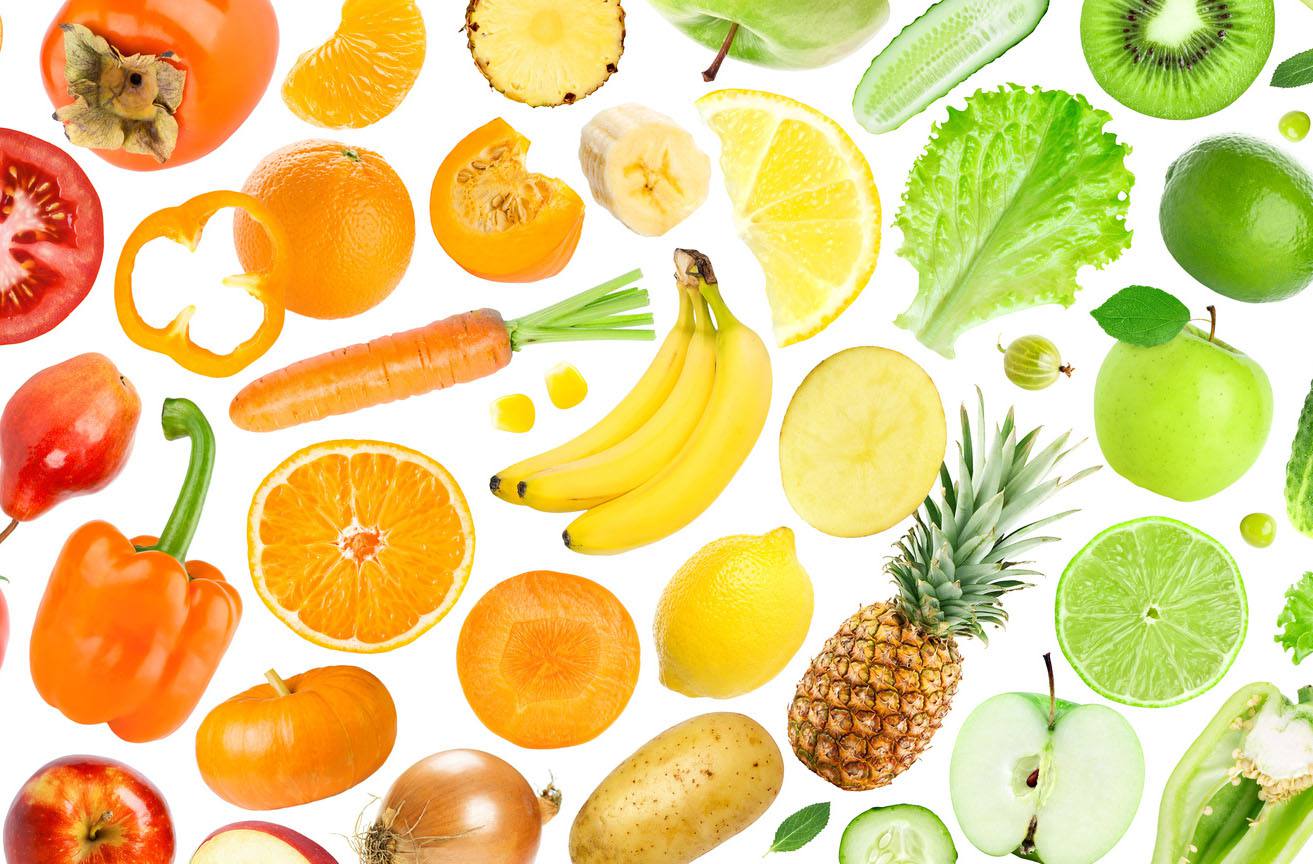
left=646, top=0, right=889, bottom=75
left=950, top=689, right=1144, bottom=864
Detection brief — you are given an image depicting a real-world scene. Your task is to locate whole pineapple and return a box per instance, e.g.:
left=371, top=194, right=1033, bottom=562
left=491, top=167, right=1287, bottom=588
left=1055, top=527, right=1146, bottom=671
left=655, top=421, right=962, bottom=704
left=788, top=396, right=1094, bottom=791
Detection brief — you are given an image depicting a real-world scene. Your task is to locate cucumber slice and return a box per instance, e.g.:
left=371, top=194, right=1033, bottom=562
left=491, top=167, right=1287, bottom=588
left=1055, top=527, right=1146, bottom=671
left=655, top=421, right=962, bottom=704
left=839, top=804, right=958, bottom=864
left=853, top=0, right=1050, bottom=134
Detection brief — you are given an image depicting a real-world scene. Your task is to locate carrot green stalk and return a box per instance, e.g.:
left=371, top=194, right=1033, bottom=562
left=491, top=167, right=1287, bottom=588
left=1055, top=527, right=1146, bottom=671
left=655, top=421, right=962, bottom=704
left=230, top=270, right=652, bottom=433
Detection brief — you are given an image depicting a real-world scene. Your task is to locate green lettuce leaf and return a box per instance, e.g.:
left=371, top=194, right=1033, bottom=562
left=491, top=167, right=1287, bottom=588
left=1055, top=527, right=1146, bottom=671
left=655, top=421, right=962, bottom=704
left=1277, top=572, right=1313, bottom=665
left=895, top=85, right=1134, bottom=357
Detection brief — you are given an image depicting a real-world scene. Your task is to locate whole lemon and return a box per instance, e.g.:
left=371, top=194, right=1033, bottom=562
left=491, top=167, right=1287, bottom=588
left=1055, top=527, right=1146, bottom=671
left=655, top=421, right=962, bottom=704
left=654, top=528, right=813, bottom=699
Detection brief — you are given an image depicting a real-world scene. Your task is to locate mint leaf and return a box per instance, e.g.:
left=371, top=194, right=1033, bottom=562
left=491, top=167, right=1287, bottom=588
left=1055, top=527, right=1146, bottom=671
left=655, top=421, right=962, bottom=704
left=767, top=802, right=830, bottom=854
left=1273, top=49, right=1313, bottom=89
left=1278, top=572, right=1313, bottom=664
left=895, top=86, right=1134, bottom=357
left=1091, top=285, right=1189, bottom=346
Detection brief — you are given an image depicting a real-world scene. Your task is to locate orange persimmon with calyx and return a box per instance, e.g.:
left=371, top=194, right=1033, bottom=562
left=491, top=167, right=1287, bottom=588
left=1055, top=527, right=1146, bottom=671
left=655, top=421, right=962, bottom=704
left=430, top=119, right=584, bottom=282
left=456, top=570, right=639, bottom=748
left=40, top=0, right=279, bottom=171
left=196, top=665, right=396, bottom=810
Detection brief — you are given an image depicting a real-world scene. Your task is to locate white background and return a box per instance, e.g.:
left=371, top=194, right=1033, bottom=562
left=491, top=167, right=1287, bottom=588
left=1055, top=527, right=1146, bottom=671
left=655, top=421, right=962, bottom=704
left=2, top=1, right=1312, bottom=862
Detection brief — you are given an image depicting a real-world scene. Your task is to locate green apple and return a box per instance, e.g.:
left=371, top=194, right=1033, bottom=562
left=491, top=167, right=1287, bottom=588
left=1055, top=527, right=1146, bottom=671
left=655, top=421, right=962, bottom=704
left=950, top=661, right=1144, bottom=864
left=1094, top=324, right=1272, bottom=501
left=646, top=0, right=889, bottom=79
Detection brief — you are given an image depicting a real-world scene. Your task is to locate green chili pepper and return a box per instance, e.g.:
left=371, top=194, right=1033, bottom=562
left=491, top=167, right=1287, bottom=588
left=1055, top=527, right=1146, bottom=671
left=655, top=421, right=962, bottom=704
left=1153, top=683, right=1313, bottom=864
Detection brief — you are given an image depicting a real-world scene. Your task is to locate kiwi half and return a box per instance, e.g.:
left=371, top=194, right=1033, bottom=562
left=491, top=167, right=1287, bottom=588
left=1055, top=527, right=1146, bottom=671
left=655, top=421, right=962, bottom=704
left=1080, top=0, right=1275, bottom=120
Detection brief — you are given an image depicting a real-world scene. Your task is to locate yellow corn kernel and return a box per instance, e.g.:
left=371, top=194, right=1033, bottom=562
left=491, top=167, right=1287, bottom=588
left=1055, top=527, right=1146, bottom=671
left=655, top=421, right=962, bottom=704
left=491, top=394, right=535, bottom=433
left=546, top=363, right=588, bottom=409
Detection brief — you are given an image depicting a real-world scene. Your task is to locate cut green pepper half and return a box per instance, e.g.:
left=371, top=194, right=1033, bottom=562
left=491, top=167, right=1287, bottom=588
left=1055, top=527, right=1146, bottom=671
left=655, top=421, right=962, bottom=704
left=1153, top=683, right=1313, bottom=864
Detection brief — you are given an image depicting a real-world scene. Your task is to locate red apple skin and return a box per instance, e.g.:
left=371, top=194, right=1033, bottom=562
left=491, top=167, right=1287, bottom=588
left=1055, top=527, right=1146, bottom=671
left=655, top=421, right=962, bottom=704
left=1, top=354, right=141, bottom=524
left=194, top=822, right=338, bottom=863
left=3, top=755, right=175, bottom=864
left=0, top=586, right=7, bottom=669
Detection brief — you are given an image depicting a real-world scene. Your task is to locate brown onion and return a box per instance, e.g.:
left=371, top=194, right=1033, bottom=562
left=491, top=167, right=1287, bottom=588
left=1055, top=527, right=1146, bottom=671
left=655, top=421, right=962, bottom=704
left=355, top=749, right=559, bottom=864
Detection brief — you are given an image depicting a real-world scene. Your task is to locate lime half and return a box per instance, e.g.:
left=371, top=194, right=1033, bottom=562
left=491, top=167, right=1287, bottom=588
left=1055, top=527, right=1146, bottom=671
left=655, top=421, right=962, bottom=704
left=1056, top=517, right=1246, bottom=708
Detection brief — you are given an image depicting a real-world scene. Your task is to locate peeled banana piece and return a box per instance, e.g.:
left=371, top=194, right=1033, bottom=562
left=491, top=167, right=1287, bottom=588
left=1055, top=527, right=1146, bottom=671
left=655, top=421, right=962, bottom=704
left=580, top=104, right=710, bottom=236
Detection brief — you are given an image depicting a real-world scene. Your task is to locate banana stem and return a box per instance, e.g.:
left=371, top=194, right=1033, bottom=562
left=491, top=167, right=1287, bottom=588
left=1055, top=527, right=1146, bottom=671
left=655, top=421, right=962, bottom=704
left=674, top=248, right=738, bottom=330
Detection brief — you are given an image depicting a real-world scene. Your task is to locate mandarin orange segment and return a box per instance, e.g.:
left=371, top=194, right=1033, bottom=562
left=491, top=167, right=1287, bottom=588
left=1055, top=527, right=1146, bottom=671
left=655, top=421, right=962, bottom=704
left=282, top=0, right=426, bottom=129
left=248, top=440, right=474, bottom=653
left=456, top=570, right=639, bottom=749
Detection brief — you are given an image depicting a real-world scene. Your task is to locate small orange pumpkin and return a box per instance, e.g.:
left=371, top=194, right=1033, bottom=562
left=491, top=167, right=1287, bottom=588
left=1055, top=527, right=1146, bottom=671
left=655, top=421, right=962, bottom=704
left=430, top=118, right=584, bottom=282
left=196, top=665, right=396, bottom=810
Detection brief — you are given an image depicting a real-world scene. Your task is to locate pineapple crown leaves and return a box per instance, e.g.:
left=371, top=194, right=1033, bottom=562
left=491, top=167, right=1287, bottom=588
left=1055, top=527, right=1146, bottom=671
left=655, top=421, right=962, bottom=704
left=888, top=391, right=1097, bottom=642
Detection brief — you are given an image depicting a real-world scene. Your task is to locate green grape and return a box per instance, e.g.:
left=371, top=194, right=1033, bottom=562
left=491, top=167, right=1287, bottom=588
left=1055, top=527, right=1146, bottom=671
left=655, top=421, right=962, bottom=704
left=1280, top=111, right=1311, bottom=143
left=1000, top=335, right=1071, bottom=390
left=1240, top=512, right=1276, bottom=548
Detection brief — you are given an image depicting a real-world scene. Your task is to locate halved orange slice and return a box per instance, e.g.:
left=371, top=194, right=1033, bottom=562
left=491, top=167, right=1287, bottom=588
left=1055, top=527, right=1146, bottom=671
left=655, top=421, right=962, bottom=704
left=248, top=440, right=474, bottom=653
left=282, top=0, right=426, bottom=129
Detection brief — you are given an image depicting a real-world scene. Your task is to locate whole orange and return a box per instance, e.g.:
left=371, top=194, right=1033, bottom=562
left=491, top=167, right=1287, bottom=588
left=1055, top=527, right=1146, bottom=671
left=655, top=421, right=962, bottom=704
left=234, top=140, right=415, bottom=319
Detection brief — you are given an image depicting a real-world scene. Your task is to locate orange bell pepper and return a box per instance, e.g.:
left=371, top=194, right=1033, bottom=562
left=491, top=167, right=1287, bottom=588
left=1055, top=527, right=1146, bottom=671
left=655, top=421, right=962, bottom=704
left=29, top=398, right=240, bottom=743
left=116, top=190, right=289, bottom=377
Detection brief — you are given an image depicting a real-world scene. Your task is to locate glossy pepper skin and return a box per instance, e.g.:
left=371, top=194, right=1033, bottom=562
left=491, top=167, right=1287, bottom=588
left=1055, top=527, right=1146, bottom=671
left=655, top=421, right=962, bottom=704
left=116, top=191, right=289, bottom=378
left=1153, top=682, right=1313, bottom=864
left=30, top=398, right=240, bottom=743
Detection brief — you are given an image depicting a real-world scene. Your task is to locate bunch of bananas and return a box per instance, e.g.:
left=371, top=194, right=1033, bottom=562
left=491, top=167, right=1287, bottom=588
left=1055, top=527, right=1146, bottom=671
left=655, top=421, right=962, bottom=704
left=492, top=249, right=772, bottom=555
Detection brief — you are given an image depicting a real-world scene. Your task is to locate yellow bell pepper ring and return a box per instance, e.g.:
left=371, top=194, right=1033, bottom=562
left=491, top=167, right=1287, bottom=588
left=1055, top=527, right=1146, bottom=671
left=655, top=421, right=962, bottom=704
left=115, top=190, right=289, bottom=378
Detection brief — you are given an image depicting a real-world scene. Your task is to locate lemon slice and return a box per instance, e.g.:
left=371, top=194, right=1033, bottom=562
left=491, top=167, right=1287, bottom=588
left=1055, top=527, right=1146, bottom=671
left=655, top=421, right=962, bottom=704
left=697, top=90, right=880, bottom=346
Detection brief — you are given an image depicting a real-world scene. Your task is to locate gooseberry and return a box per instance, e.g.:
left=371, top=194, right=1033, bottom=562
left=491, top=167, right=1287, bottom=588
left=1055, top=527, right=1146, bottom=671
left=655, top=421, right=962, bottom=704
left=1000, top=336, right=1072, bottom=391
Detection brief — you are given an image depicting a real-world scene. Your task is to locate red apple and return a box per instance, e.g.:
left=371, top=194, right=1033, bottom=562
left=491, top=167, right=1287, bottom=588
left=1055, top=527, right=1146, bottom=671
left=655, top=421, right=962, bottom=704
left=191, top=822, right=338, bottom=863
left=0, top=581, right=7, bottom=669
left=4, top=755, right=174, bottom=864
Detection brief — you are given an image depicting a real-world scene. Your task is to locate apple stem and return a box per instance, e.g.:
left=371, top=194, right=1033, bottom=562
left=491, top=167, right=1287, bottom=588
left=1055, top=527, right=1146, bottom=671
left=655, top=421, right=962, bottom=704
left=89, top=811, right=113, bottom=840
left=1207, top=305, right=1217, bottom=342
left=265, top=669, right=293, bottom=698
left=702, top=23, right=739, bottom=82
left=1059, top=363, right=1075, bottom=378
left=0, top=518, right=17, bottom=546
left=1044, top=652, right=1056, bottom=730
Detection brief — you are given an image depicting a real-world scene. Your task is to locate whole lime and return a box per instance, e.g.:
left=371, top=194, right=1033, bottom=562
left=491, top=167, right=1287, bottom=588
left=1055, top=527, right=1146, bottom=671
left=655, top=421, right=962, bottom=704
left=1160, top=135, right=1313, bottom=303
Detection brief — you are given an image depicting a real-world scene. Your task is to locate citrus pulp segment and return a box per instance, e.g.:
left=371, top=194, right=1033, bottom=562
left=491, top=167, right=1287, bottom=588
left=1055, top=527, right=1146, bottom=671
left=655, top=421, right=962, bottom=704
left=697, top=90, right=880, bottom=346
left=282, top=0, right=426, bottom=129
left=1056, top=517, right=1246, bottom=708
left=248, top=440, right=474, bottom=653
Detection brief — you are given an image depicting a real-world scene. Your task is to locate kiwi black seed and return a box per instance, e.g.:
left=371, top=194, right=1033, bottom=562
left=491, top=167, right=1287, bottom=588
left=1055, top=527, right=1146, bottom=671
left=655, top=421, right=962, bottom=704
left=1079, top=0, right=1275, bottom=120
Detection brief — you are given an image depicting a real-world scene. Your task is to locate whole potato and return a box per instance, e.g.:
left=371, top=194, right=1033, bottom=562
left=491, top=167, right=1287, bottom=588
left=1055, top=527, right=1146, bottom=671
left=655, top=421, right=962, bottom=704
left=570, top=712, right=783, bottom=863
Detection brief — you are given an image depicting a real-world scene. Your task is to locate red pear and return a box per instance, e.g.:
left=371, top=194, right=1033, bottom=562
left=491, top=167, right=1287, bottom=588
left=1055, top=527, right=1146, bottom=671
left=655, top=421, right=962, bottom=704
left=0, top=354, right=140, bottom=541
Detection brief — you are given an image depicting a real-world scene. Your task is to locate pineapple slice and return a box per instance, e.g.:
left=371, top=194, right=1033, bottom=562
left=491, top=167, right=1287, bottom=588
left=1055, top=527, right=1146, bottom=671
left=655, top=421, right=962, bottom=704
left=466, top=0, right=625, bottom=107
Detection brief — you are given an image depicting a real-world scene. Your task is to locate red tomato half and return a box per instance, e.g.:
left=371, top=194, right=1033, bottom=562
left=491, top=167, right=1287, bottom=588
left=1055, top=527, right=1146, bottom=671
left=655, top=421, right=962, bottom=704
left=0, top=130, right=104, bottom=345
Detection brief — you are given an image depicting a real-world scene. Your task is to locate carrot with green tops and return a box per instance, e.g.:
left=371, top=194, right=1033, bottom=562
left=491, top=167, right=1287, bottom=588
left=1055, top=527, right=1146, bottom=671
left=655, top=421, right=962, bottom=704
left=230, top=270, right=651, bottom=432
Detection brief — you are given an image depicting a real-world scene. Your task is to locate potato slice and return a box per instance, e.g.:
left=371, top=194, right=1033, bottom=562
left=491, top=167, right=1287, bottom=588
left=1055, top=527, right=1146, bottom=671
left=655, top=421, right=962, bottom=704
left=780, top=347, right=945, bottom=537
